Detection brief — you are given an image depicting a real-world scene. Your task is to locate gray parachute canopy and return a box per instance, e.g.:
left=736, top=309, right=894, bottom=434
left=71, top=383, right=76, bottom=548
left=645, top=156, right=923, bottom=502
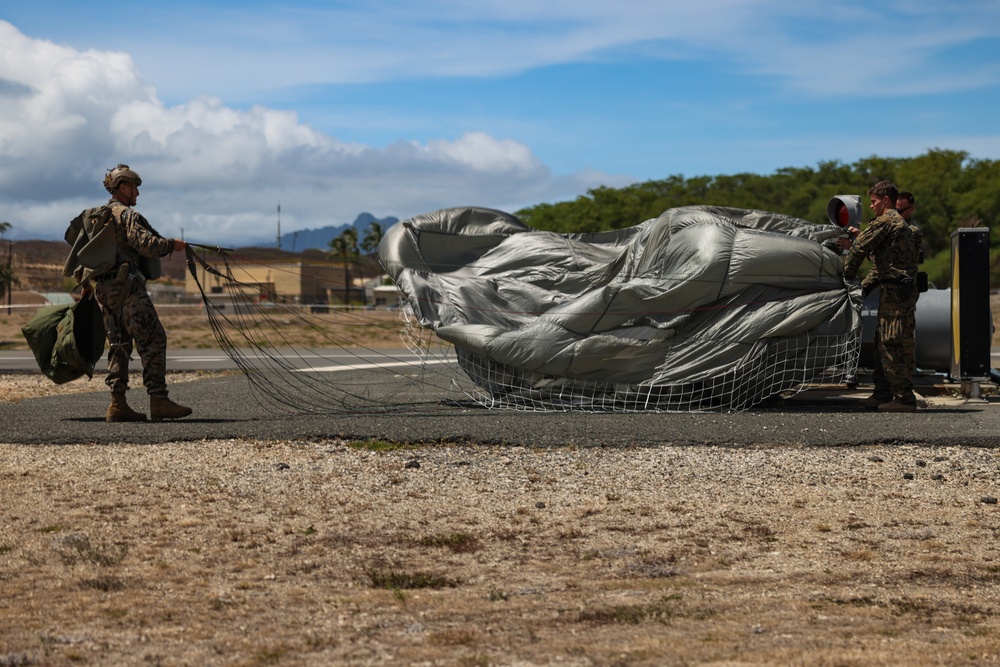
left=378, top=205, right=861, bottom=411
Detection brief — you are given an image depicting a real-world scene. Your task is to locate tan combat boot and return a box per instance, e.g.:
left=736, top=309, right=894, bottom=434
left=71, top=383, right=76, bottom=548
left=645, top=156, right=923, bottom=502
left=150, top=395, right=193, bottom=421
left=860, top=393, right=892, bottom=408
left=877, top=398, right=917, bottom=413
left=106, top=394, right=148, bottom=423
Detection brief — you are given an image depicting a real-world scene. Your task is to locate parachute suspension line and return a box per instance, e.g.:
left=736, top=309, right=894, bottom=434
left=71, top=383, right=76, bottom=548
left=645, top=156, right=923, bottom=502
left=184, top=247, right=461, bottom=414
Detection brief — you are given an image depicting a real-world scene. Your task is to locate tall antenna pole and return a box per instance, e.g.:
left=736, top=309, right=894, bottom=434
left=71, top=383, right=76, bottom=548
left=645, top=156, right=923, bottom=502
left=6, top=240, right=11, bottom=315
left=276, top=203, right=282, bottom=249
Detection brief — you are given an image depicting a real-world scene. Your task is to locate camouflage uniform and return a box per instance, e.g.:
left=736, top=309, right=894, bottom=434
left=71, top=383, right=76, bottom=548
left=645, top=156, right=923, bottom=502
left=844, top=209, right=919, bottom=404
left=92, top=199, right=176, bottom=397
left=859, top=221, right=923, bottom=296
left=909, top=222, right=924, bottom=264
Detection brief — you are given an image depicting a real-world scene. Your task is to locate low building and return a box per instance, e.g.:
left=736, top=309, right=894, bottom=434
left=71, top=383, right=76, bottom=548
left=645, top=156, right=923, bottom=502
left=184, top=259, right=364, bottom=305
left=370, top=283, right=403, bottom=308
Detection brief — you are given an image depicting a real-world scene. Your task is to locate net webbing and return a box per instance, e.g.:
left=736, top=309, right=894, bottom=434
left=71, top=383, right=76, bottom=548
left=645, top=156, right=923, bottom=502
left=184, top=246, right=859, bottom=414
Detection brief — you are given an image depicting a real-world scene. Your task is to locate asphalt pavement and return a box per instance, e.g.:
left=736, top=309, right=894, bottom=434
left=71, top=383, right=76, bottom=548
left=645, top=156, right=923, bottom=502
left=3, top=350, right=999, bottom=447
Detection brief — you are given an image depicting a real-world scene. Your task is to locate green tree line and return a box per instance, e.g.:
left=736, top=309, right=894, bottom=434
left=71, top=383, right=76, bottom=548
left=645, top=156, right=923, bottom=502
left=516, top=149, right=1000, bottom=287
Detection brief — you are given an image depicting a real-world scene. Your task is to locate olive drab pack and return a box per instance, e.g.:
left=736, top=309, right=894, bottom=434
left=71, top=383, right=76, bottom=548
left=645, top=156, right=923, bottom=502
left=20, top=293, right=106, bottom=384
left=63, top=205, right=163, bottom=284
left=63, top=206, right=118, bottom=282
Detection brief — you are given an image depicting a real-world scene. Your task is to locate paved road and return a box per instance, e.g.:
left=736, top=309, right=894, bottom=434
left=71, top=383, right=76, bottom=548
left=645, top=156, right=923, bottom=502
left=6, top=347, right=1000, bottom=374
left=3, top=346, right=999, bottom=448
left=0, top=348, right=428, bottom=373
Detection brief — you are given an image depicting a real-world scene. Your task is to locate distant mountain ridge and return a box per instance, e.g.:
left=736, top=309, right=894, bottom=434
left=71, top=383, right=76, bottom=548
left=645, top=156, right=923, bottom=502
left=272, top=213, right=399, bottom=252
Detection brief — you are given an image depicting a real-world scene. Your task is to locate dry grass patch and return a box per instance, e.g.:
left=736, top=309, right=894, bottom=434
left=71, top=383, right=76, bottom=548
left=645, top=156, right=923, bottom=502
left=0, top=306, right=408, bottom=352
left=4, top=440, right=1000, bottom=664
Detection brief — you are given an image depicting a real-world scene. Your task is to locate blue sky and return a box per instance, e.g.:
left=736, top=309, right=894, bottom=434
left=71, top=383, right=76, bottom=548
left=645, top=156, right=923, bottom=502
left=2, top=1, right=999, bottom=246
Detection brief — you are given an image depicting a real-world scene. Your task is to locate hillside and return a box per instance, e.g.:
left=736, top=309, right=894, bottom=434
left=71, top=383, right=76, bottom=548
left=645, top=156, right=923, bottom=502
left=4, top=240, right=381, bottom=295
left=5, top=240, right=190, bottom=292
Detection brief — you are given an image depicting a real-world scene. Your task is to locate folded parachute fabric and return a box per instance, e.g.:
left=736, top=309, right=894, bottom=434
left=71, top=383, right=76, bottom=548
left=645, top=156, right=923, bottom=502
left=21, top=295, right=106, bottom=385
left=378, top=205, right=861, bottom=412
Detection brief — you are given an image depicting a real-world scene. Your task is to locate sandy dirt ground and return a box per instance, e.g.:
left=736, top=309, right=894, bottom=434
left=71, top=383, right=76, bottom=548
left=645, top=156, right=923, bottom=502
left=1, top=304, right=408, bottom=353
left=3, top=304, right=1000, bottom=665
left=2, top=437, right=1000, bottom=667
left=2, top=369, right=1000, bottom=666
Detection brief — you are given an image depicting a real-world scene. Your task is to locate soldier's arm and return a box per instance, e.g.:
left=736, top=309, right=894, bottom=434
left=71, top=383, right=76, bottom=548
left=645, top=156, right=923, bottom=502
left=860, top=267, right=881, bottom=296
left=843, top=219, right=889, bottom=279
left=843, top=229, right=874, bottom=279
left=122, top=210, right=176, bottom=258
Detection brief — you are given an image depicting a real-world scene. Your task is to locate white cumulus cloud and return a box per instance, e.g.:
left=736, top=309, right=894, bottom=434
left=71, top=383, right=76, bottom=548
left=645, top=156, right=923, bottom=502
left=0, top=21, right=625, bottom=247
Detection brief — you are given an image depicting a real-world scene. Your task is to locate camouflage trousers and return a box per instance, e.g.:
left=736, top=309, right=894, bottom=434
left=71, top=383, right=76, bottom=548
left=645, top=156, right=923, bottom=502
left=94, top=275, right=168, bottom=396
left=871, top=284, right=918, bottom=402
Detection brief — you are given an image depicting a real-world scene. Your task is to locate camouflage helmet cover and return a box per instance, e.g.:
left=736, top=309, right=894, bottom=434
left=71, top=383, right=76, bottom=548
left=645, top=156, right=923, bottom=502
left=103, top=164, right=142, bottom=193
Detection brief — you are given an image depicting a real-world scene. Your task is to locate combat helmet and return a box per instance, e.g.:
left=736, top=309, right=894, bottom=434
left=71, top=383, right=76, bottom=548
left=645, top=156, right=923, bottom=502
left=103, top=164, right=142, bottom=193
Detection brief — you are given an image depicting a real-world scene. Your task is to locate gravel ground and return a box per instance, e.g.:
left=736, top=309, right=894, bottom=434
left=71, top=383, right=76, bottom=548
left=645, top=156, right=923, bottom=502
left=0, top=372, right=208, bottom=404
left=4, top=375, right=1000, bottom=665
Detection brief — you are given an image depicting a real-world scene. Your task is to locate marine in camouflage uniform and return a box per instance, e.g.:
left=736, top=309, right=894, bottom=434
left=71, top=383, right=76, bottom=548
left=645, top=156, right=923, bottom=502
left=85, top=164, right=193, bottom=422
left=896, top=191, right=924, bottom=264
left=844, top=181, right=919, bottom=412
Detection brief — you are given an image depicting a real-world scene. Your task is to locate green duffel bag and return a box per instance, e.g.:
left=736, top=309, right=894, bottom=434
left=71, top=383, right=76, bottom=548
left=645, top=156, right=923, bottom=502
left=21, top=294, right=106, bottom=385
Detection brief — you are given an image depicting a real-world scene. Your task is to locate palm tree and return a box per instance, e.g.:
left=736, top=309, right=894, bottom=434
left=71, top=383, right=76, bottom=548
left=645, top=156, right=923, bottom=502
left=0, top=263, right=16, bottom=303
left=360, top=221, right=384, bottom=256
left=328, top=228, right=359, bottom=304
left=0, top=222, right=14, bottom=311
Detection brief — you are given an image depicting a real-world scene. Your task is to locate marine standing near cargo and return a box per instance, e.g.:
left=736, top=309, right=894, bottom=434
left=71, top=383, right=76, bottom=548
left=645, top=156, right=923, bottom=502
left=895, top=191, right=924, bottom=264
left=843, top=181, right=919, bottom=412
left=67, top=164, right=193, bottom=422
